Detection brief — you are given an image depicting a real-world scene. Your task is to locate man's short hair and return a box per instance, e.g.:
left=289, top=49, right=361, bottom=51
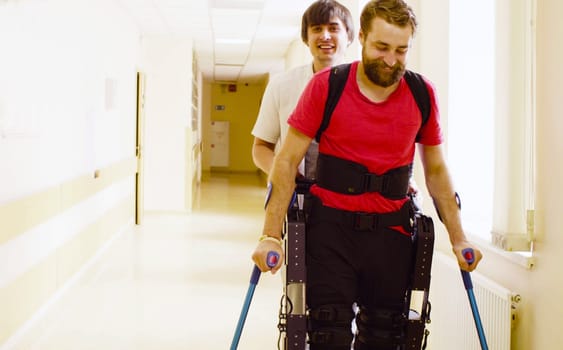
left=360, top=0, right=418, bottom=35
left=301, top=0, right=355, bottom=44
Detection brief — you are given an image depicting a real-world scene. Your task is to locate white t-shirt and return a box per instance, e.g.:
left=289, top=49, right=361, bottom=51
left=251, top=64, right=314, bottom=176
left=251, top=64, right=314, bottom=147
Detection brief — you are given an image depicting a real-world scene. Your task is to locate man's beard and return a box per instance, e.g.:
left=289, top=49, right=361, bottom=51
left=362, top=54, right=405, bottom=87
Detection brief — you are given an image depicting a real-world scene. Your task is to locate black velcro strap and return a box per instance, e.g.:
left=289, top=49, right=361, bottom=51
left=316, top=153, right=411, bottom=199
left=308, top=329, right=353, bottom=346
left=355, top=329, right=405, bottom=348
left=308, top=304, right=355, bottom=326
left=356, top=308, right=407, bottom=329
left=311, top=197, right=414, bottom=233
left=355, top=307, right=407, bottom=348
left=308, top=304, right=355, bottom=346
left=294, top=177, right=315, bottom=194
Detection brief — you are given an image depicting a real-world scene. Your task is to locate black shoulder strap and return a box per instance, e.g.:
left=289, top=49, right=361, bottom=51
left=403, top=70, right=431, bottom=141
left=315, top=65, right=431, bottom=143
left=315, top=63, right=351, bottom=142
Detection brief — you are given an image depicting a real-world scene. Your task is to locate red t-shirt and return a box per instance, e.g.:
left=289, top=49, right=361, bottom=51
left=288, top=61, right=443, bottom=214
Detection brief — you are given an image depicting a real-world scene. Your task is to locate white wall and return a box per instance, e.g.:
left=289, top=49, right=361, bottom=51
left=0, top=0, right=139, bottom=204
left=0, top=1, right=141, bottom=344
left=140, top=36, right=193, bottom=212
left=533, top=0, right=563, bottom=349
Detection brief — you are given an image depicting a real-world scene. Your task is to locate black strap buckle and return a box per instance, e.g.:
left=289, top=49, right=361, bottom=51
left=310, top=331, right=332, bottom=344
left=363, top=173, right=383, bottom=193
left=353, top=213, right=378, bottom=231
left=311, top=306, right=336, bottom=321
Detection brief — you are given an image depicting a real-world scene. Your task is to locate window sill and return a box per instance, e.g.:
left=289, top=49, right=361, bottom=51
left=467, top=232, right=535, bottom=270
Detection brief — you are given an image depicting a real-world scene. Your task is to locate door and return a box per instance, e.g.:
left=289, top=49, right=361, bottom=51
left=210, top=120, right=229, bottom=167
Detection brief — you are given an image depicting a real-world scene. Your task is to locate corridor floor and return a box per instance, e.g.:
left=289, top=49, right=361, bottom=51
left=7, top=172, right=282, bottom=350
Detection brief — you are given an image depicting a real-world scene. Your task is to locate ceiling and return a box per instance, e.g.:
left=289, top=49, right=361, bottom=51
left=116, top=0, right=317, bottom=83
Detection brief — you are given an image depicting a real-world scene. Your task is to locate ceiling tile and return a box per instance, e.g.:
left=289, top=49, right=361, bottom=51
left=210, top=0, right=265, bottom=10
left=214, top=64, right=243, bottom=81
left=123, top=0, right=307, bottom=81
left=211, top=8, right=261, bottom=39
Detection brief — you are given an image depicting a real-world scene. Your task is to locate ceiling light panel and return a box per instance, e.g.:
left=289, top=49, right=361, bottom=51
left=117, top=0, right=154, bottom=8
left=214, top=64, right=243, bottom=81
left=211, top=8, right=260, bottom=39
left=153, top=0, right=208, bottom=10
left=253, top=25, right=299, bottom=40
left=210, top=0, right=265, bottom=10
left=127, top=6, right=168, bottom=35
left=215, top=46, right=250, bottom=66
left=215, top=38, right=251, bottom=44
left=262, top=0, right=313, bottom=12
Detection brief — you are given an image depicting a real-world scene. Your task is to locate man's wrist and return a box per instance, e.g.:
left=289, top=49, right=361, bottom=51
left=259, top=234, right=282, bottom=245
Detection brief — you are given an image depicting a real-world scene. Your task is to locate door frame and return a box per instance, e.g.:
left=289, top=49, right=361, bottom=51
left=135, top=71, right=146, bottom=225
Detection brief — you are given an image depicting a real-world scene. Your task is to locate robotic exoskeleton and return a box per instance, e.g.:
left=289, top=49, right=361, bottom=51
left=276, top=179, right=434, bottom=350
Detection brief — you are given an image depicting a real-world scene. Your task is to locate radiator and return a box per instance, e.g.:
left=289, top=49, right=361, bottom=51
left=426, top=251, right=518, bottom=350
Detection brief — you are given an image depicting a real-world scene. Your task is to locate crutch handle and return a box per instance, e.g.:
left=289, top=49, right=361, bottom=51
left=250, top=251, right=280, bottom=284
left=462, top=248, right=475, bottom=264
left=461, top=248, right=475, bottom=290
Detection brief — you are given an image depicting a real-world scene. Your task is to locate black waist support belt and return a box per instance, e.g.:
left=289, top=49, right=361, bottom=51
left=310, top=197, right=414, bottom=234
left=315, top=153, right=412, bottom=200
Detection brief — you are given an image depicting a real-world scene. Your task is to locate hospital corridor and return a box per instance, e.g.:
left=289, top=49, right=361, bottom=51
left=4, top=172, right=280, bottom=350
left=3, top=0, right=563, bottom=349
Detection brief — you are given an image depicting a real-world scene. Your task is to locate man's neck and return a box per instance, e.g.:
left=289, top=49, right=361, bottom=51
left=356, top=62, right=400, bottom=103
left=312, top=59, right=340, bottom=73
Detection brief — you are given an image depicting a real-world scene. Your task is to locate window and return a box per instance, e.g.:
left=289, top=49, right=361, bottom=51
left=447, top=0, right=536, bottom=252
left=447, top=0, right=495, bottom=238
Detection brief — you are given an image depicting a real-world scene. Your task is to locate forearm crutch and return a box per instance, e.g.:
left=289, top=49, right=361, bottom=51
left=460, top=248, right=489, bottom=350
left=230, top=251, right=279, bottom=350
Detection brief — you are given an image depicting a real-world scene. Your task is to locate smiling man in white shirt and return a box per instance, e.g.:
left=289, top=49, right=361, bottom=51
left=251, top=0, right=354, bottom=179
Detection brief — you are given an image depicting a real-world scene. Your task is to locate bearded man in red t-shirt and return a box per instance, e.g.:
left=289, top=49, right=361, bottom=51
left=252, top=1, right=483, bottom=349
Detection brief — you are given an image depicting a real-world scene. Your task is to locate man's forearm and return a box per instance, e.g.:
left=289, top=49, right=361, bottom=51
left=252, top=139, right=276, bottom=174
left=426, top=168, right=467, bottom=246
left=420, top=145, right=467, bottom=246
left=262, top=158, right=297, bottom=239
left=252, top=146, right=274, bottom=174
left=420, top=146, right=482, bottom=271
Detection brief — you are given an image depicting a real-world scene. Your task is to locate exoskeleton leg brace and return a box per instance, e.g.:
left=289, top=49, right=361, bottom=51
left=277, top=179, right=311, bottom=350
left=405, top=212, right=434, bottom=349
left=277, top=188, right=434, bottom=350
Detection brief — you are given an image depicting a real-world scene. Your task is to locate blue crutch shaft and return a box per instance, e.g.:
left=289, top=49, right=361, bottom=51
left=230, top=251, right=280, bottom=350
left=461, top=248, right=489, bottom=350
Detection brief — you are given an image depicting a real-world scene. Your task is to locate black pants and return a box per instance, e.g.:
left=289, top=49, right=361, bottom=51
left=306, top=199, right=414, bottom=350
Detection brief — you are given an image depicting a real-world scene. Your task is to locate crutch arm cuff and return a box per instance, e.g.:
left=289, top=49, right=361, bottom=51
left=259, top=235, right=282, bottom=245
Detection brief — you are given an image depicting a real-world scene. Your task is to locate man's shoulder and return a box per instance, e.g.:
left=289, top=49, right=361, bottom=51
left=404, top=69, right=435, bottom=88
left=269, top=64, right=313, bottom=86
left=313, top=61, right=357, bottom=83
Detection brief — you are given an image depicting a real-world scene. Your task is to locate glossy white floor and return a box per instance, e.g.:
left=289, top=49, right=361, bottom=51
left=7, top=172, right=283, bottom=350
